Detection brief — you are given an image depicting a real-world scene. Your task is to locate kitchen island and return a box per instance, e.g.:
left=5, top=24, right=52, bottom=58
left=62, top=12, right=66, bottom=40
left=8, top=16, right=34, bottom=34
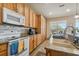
left=45, top=39, right=79, bottom=56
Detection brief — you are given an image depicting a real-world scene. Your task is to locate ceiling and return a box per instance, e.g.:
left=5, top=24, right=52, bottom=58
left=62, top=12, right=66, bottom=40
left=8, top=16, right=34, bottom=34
left=29, top=3, right=79, bottom=19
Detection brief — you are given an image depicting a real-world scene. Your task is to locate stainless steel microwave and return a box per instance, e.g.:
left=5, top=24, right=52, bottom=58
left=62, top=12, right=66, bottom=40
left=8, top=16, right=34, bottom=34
left=3, top=8, right=25, bottom=26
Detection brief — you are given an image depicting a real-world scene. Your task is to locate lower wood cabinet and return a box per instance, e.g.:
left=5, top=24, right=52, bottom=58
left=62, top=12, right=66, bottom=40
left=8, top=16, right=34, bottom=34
left=0, top=50, right=7, bottom=56
left=33, top=35, right=37, bottom=49
left=29, top=34, right=42, bottom=53
left=0, top=43, right=8, bottom=56
left=37, top=34, right=42, bottom=46
left=29, top=36, right=34, bottom=53
left=29, top=35, right=37, bottom=53
left=45, top=48, right=76, bottom=56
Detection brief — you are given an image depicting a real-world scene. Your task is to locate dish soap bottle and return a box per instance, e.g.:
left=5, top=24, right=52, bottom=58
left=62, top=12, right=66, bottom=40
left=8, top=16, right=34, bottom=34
left=49, top=34, right=53, bottom=44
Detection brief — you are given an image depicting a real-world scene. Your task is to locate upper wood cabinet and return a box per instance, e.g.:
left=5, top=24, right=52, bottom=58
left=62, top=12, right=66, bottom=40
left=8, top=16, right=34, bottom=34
left=41, top=16, right=47, bottom=41
left=3, top=3, right=17, bottom=11
left=17, top=3, right=25, bottom=15
left=36, top=15, right=41, bottom=33
left=32, top=12, right=36, bottom=28
left=0, top=4, right=3, bottom=24
left=30, top=9, right=33, bottom=27
left=24, top=4, right=30, bottom=27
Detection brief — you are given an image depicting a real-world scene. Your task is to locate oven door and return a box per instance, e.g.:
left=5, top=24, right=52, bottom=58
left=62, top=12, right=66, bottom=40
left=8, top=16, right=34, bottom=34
left=23, top=37, right=29, bottom=56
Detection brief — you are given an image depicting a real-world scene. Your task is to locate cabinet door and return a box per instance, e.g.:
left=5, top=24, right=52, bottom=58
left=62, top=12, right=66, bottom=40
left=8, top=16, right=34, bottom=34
left=36, top=15, right=41, bottom=33
left=3, top=3, right=17, bottom=11
left=33, top=35, right=37, bottom=49
left=41, top=16, right=46, bottom=41
left=30, top=9, right=33, bottom=27
left=0, top=43, right=8, bottom=56
left=0, top=4, right=3, bottom=24
left=0, top=51, right=7, bottom=56
left=32, top=12, right=35, bottom=28
left=24, top=4, right=30, bottom=27
left=37, top=34, right=41, bottom=46
left=29, top=36, right=34, bottom=53
left=17, top=3, right=25, bottom=15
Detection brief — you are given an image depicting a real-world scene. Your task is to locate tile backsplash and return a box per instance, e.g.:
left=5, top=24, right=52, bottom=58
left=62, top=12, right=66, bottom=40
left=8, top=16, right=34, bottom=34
left=0, top=24, right=28, bottom=39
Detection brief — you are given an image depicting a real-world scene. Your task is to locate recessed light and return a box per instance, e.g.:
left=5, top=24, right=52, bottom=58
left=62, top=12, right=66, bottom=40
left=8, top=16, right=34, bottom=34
left=49, top=12, right=53, bottom=15
left=66, top=9, right=70, bottom=12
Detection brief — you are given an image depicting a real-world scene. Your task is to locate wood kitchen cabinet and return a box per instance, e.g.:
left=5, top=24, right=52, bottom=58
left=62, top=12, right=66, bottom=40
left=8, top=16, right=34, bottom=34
left=29, top=36, right=34, bottom=53
left=36, top=15, right=41, bottom=33
left=29, top=15, right=47, bottom=53
left=0, top=4, right=3, bottom=24
left=32, top=12, right=36, bottom=28
left=0, top=43, right=8, bottom=56
left=33, top=35, right=37, bottom=49
left=29, top=9, right=33, bottom=27
left=41, top=15, right=47, bottom=41
left=3, top=3, right=17, bottom=11
left=17, top=3, right=25, bottom=15
left=37, top=34, right=42, bottom=46
left=24, top=4, right=30, bottom=27
left=33, top=13, right=41, bottom=29
left=29, top=35, right=37, bottom=53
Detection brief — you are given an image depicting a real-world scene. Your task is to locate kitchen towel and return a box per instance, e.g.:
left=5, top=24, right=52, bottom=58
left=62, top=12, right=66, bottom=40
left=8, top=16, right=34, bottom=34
left=18, top=39, right=24, bottom=53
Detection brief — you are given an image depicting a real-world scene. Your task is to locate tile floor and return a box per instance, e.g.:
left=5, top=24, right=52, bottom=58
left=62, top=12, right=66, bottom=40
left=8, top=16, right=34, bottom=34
left=30, top=40, right=48, bottom=56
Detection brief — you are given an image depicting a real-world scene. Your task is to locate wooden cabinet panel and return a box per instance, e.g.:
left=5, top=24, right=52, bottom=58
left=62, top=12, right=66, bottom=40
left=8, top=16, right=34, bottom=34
left=29, top=35, right=37, bottom=53
left=30, top=9, right=33, bottom=27
left=3, top=3, right=17, bottom=11
left=33, top=35, right=37, bottom=49
left=33, top=14, right=41, bottom=29
left=37, top=34, right=41, bottom=46
left=0, top=43, right=8, bottom=56
left=29, top=36, right=34, bottom=53
left=41, top=16, right=47, bottom=41
left=37, top=15, right=41, bottom=33
left=45, top=48, right=66, bottom=56
left=32, top=13, right=36, bottom=28
left=24, top=4, right=30, bottom=27
left=0, top=4, right=3, bottom=24
left=17, top=3, right=25, bottom=15
left=0, top=50, right=7, bottom=56
left=0, top=43, right=7, bottom=52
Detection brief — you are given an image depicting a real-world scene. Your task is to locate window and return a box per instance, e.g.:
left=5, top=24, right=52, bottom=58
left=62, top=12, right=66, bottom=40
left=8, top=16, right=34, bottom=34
left=50, top=21, right=67, bottom=33
left=75, top=20, right=79, bottom=33
left=75, top=20, right=79, bottom=28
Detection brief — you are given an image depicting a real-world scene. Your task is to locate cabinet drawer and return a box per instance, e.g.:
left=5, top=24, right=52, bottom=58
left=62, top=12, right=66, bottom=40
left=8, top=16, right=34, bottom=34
left=0, top=43, right=7, bottom=51
left=0, top=51, right=7, bottom=56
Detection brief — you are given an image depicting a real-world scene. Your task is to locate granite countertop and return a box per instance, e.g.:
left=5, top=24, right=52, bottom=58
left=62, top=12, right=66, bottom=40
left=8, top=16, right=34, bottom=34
left=0, top=33, right=40, bottom=44
left=45, top=39, right=79, bottom=55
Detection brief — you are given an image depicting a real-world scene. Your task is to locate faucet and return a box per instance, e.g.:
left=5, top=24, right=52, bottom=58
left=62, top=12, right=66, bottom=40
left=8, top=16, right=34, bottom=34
left=73, top=38, right=79, bottom=44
